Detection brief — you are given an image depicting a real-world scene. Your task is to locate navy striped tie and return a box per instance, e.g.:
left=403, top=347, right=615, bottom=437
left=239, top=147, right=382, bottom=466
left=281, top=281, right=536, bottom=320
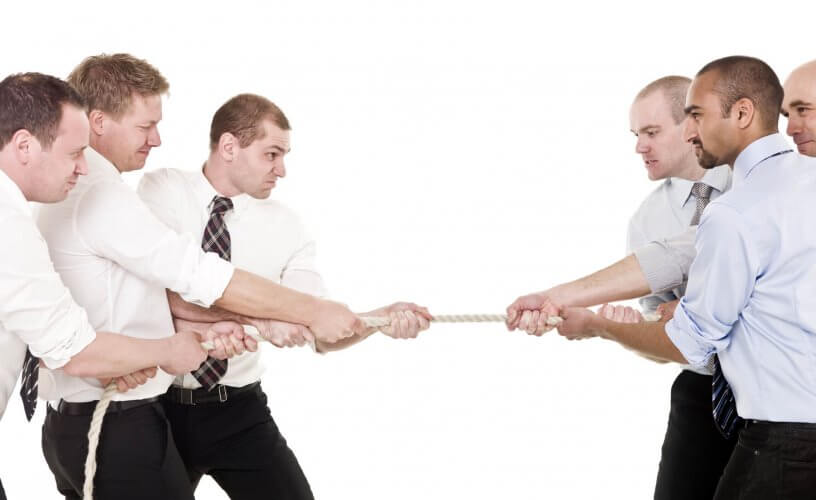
left=712, top=356, right=742, bottom=438
left=190, top=196, right=233, bottom=389
left=20, top=348, right=38, bottom=421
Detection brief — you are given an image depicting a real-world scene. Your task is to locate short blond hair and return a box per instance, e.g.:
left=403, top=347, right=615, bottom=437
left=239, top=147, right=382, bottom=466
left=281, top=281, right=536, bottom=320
left=209, top=94, right=290, bottom=151
left=635, top=76, right=691, bottom=125
left=67, top=53, right=169, bottom=118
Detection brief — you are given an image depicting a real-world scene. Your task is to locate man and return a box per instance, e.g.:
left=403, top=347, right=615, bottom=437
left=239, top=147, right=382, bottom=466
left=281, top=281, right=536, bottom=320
left=510, top=75, right=735, bottom=499
left=36, top=54, right=376, bottom=499
left=0, top=72, right=213, bottom=498
left=555, top=56, right=816, bottom=498
left=782, top=60, right=816, bottom=156
left=137, top=93, right=430, bottom=498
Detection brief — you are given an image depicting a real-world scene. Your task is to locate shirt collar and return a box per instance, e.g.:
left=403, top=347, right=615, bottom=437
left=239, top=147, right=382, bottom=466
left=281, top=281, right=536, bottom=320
left=0, top=168, right=31, bottom=216
left=668, top=165, right=732, bottom=208
left=85, top=147, right=124, bottom=182
left=193, top=166, right=251, bottom=216
left=732, top=133, right=794, bottom=185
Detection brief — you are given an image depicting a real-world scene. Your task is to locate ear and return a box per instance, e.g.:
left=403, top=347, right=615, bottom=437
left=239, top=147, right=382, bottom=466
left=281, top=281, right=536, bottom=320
left=88, top=109, right=106, bottom=136
left=733, top=97, right=755, bottom=130
left=218, top=133, right=236, bottom=161
left=10, top=129, right=39, bottom=166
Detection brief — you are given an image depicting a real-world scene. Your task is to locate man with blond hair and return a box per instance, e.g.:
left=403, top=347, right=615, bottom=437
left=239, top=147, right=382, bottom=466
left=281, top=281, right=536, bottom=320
left=138, top=92, right=431, bottom=498
left=37, top=54, right=375, bottom=499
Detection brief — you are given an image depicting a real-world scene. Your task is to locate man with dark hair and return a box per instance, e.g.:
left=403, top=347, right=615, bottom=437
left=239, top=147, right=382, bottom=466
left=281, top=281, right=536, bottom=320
left=0, top=72, right=213, bottom=499
left=138, top=93, right=431, bottom=499
left=507, top=75, right=735, bottom=499
left=554, top=56, right=816, bottom=498
left=38, top=55, right=374, bottom=499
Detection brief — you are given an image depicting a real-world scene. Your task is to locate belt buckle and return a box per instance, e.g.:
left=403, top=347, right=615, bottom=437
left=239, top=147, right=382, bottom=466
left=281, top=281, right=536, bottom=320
left=217, top=385, right=228, bottom=403
left=181, top=388, right=195, bottom=406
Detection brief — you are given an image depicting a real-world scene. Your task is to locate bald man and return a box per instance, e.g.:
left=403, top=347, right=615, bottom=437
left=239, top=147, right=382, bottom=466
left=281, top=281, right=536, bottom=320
left=782, top=60, right=816, bottom=156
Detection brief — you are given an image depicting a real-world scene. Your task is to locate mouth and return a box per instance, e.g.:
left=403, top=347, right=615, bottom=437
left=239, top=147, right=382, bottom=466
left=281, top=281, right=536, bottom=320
left=644, top=160, right=658, bottom=168
left=795, top=139, right=814, bottom=149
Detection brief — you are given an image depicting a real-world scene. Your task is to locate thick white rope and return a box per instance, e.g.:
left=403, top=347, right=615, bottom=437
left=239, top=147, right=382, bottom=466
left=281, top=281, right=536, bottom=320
left=81, top=311, right=655, bottom=498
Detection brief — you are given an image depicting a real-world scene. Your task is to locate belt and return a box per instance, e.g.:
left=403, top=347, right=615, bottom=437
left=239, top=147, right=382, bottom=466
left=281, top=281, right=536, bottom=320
left=55, top=396, right=159, bottom=416
left=162, top=382, right=261, bottom=406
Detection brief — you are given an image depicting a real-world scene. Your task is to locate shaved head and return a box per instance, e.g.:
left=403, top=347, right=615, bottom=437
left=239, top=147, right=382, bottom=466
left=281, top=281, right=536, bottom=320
left=782, top=60, right=816, bottom=156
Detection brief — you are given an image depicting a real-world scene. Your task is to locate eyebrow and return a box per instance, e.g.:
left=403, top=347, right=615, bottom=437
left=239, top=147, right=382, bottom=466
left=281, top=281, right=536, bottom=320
left=266, top=145, right=291, bottom=153
left=634, top=125, right=660, bottom=134
left=788, top=99, right=813, bottom=108
left=683, top=105, right=701, bottom=115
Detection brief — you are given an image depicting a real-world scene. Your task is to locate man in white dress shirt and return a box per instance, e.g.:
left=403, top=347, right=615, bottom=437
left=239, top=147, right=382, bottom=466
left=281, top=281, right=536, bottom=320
left=37, top=54, right=380, bottom=500
left=0, top=72, right=211, bottom=500
left=138, top=93, right=431, bottom=498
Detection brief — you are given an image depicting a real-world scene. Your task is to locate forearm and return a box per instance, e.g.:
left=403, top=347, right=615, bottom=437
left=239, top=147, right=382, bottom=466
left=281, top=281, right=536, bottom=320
left=168, top=290, right=245, bottom=323
left=315, top=330, right=375, bottom=353
left=594, top=318, right=687, bottom=363
left=547, top=255, right=651, bottom=307
left=62, top=332, right=172, bottom=378
left=215, top=269, right=321, bottom=325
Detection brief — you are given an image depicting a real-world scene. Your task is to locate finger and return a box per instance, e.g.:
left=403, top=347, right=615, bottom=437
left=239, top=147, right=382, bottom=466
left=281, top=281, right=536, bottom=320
left=116, top=378, right=129, bottom=392
left=132, top=371, right=148, bottom=385
left=526, top=310, right=541, bottom=335
left=229, top=334, right=246, bottom=355
left=404, top=310, right=420, bottom=337
left=418, top=314, right=430, bottom=331
left=598, top=303, right=612, bottom=320
left=121, top=374, right=139, bottom=390
left=518, top=310, right=532, bottom=332
left=244, top=335, right=259, bottom=352
left=506, top=305, right=519, bottom=329
left=144, top=367, right=158, bottom=378
left=211, top=338, right=228, bottom=360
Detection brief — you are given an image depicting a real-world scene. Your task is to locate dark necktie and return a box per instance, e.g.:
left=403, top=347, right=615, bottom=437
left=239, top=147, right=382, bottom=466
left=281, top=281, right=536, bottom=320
left=690, top=181, right=743, bottom=438
left=190, top=196, right=234, bottom=389
left=20, top=348, right=38, bottom=421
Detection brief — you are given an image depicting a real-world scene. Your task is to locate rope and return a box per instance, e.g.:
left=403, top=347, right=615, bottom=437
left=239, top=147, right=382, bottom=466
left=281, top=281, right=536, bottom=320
left=81, top=310, right=655, bottom=498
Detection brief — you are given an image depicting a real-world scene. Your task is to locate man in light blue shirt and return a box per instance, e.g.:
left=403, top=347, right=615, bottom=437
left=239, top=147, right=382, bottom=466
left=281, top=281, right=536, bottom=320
left=555, top=56, right=816, bottom=498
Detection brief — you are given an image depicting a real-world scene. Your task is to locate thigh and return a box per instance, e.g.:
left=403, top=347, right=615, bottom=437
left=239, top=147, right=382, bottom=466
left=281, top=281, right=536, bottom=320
left=42, top=403, right=194, bottom=500
left=195, top=390, right=314, bottom=500
left=713, top=426, right=780, bottom=500
left=0, top=477, right=6, bottom=500
left=654, top=372, right=736, bottom=500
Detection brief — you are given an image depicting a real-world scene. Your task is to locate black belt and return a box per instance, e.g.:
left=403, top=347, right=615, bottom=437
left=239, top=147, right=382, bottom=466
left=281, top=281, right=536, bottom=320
left=55, top=396, right=159, bottom=416
left=162, top=382, right=260, bottom=406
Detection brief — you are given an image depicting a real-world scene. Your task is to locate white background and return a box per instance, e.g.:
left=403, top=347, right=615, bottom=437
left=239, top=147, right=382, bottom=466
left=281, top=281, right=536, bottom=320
left=1, top=0, right=813, bottom=498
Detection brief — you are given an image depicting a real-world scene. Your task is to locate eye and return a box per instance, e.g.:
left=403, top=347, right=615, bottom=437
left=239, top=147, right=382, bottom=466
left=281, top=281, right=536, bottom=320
left=797, top=107, right=809, bottom=115
left=266, top=152, right=278, bottom=160
left=647, top=131, right=657, bottom=138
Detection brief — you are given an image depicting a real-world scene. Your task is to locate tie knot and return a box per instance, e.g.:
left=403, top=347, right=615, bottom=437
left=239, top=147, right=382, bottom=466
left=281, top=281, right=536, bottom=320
left=210, top=196, right=233, bottom=215
left=691, top=182, right=713, bottom=201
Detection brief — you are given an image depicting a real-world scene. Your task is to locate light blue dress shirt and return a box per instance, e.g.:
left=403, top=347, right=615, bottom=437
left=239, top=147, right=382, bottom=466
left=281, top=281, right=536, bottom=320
left=665, top=133, right=816, bottom=423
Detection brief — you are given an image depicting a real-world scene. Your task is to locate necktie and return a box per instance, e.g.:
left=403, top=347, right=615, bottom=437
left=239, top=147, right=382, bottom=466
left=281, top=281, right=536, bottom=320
left=690, top=181, right=744, bottom=438
left=190, top=196, right=234, bottom=390
left=689, top=182, right=713, bottom=226
left=20, top=348, right=38, bottom=421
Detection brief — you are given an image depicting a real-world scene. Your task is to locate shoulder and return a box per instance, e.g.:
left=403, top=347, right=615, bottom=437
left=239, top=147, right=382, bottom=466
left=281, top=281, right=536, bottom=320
left=138, top=168, right=192, bottom=196
left=629, top=180, right=671, bottom=223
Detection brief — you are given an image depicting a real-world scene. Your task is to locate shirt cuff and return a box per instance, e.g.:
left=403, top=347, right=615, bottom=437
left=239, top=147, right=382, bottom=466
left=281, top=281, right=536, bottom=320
left=179, top=253, right=235, bottom=308
left=664, top=303, right=715, bottom=370
left=633, top=242, right=685, bottom=294
left=36, top=310, right=97, bottom=370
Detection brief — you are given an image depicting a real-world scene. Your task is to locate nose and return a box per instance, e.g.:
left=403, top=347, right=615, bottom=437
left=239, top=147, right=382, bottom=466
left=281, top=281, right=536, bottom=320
left=148, top=126, right=162, bottom=147
left=275, top=158, right=286, bottom=178
left=786, top=114, right=801, bottom=138
left=75, top=153, right=89, bottom=176
left=683, top=117, right=698, bottom=144
left=635, top=136, right=649, bottom=154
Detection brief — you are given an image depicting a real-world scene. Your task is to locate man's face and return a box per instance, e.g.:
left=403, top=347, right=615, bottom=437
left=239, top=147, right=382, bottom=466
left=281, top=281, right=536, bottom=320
left=629, top=91, right=694, bottom=181
left=684, top=71, right=738, bottom=168
left=32, top=104, right=89, bottom=202
left=101, top=93, right=162, bottom=172
left=230, top=120, right=290, bottom=199
left=782, top=69, right=816, bottom=157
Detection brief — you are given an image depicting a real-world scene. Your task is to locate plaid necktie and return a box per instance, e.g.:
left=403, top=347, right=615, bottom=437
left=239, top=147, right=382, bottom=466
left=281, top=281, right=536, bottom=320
left=20, top=348, right=38, bottom=421
left=690, top=181, right=744, bottom=438
left=190, top=195, right=234, bottom=389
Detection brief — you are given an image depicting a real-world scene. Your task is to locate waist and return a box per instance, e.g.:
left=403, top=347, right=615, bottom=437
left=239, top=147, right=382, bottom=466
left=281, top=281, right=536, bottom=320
left=54, top=396, right=159, bottom=416
left=162, top=381, right=261, bottom=405
left=744, top=419, right=816, bottom=436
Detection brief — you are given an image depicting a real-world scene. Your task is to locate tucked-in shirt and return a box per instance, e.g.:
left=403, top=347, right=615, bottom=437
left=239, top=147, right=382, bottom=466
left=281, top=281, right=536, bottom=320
left=36, top=148, right=235, bottom=403
left=666, top=133, right=816, bottom=422
left=627, top=166, right=731, bottom=312
left=0, top=170, right=97, bottom=418
left=138, top=167, right=326, bottom=389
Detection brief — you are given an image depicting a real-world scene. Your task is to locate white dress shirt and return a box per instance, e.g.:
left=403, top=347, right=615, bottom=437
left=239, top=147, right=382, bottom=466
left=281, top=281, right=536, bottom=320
left=0, top=170, right=97, bottom=418
left=36, top=148, right=235, bottom=403
left=666, top=133, right=816, bottom=422
left=627, top=166, right=732, bottom=312
left=138, top=167, right=326, bottom=389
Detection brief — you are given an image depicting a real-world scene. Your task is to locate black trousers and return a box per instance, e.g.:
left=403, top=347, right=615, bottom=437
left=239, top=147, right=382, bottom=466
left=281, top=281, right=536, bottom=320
left=714, top=420, right=816, bottom=500
left=654, top=371, right=737, bottom=500
left=0, top=477, right=6, bottom=500
left=161, top=383, right=314, bottom=500
left=42, top=401, right=194, bottom=500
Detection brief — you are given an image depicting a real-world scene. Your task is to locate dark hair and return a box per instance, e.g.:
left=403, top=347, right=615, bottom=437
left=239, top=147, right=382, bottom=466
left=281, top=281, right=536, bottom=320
left=696, top=56, right=782, bottom=131
left=635, top=76, right=691, bottom=125
left=210, top=93, right=290, bottom=151
left=0, top=72, right=86, bottom=150
left=67, top=53, right=169, bottom=118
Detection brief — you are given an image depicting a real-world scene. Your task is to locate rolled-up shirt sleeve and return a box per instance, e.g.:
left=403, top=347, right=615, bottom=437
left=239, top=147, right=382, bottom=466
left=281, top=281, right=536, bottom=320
left=74, top=181, right=234, bottom=307
left=664, top=205, right=758, bottom=368
left=633, top=226, right=697, bottom=295
left=0, top=214, right=96, bottom=369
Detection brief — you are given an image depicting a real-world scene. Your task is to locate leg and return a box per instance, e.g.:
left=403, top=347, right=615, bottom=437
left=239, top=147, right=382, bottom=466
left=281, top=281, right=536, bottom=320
left=0, top=477, right=7, bottom=500
left=653, top=371, right=737, bottom=500
left=172, top=385, right=314, bottom=500
left=42, top=402, right=194, bottom=500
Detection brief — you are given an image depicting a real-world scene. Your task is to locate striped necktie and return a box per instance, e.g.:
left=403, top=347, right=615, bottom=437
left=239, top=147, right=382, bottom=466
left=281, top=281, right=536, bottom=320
left=190, top=196, right=233, bottom=389
left=20, top=348, right=38, bottom=421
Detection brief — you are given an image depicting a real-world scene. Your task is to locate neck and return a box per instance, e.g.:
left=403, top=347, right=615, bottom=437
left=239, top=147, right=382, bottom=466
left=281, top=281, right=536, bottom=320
left=203, top=155, right=242, bottom=197
left=89, top=136, right=123, bottom=174
left=673, top=157, right=707, bottom=181
left=728, top=129, right=778, bottom=167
